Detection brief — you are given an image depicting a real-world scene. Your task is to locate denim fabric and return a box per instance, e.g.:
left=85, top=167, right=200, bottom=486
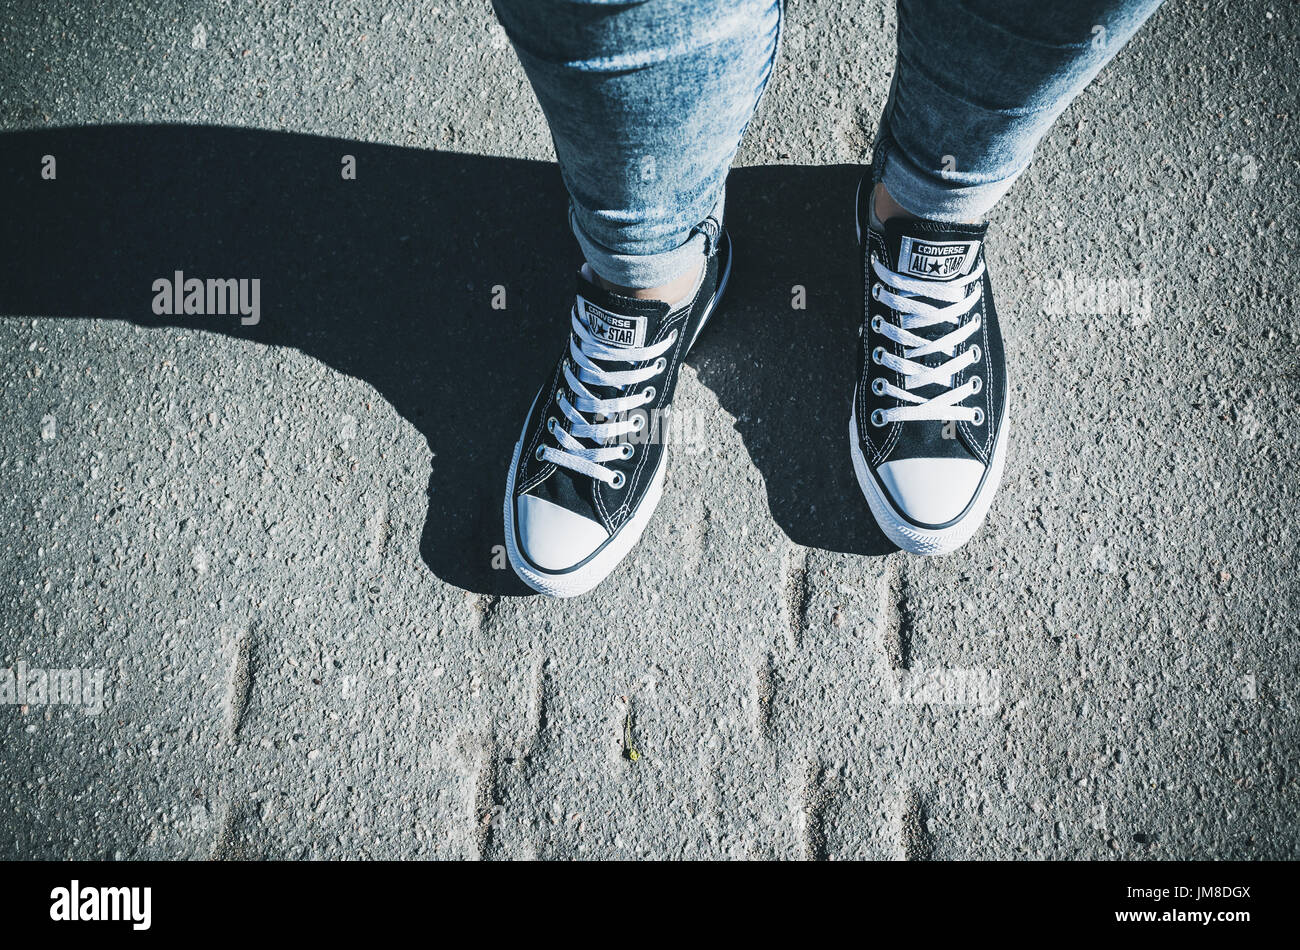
left=877, top=0, right=1165, bottom=221
left=491, top=0, right=1161, bottom=282
left=491, top=0, right=782, bottom=287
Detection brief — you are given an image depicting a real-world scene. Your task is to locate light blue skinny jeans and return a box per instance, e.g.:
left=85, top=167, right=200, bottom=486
left=491, top=0, right=1163, bottom=287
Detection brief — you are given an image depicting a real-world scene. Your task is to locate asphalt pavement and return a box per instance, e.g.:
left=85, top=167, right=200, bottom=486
left=0, top=0, right=1296, bottom=859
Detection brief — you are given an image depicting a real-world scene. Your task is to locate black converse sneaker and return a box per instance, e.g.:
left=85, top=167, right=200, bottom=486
left=505, top=229, right=731, bottom=597
left=850, top=171, right=1008, bottom=555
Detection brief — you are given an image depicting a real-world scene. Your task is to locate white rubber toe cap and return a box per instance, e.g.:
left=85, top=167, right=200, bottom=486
left=878, top=457, right=986, bottom=526
left=516, top=495, right=609, bottom=572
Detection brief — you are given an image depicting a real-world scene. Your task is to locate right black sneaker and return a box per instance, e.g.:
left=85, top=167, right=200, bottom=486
left=850, top=171, right=1009, bottom=555
left=504, top=229, right=731, bottom=597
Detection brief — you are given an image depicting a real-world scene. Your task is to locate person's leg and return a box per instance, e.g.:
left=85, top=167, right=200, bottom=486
left=852, top=0, right=1163, bottom=556
left=494, top=0, right=782, bottom=596
left=875, top=0, right=1165, bottom=222
left=492, top=0, right=781, bottom=296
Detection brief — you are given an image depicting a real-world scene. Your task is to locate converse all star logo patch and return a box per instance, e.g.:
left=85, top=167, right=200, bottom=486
left=583, top=301, right=648, bottom=349
left=898, top=236, right=980, bottom=281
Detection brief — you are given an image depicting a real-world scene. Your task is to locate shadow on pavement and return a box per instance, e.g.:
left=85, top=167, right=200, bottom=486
left=695, top=162, right=894, bottom=559
left=0, top=125, right=893, bottom=596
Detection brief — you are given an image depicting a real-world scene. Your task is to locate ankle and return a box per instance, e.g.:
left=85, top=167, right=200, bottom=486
left=872, top=181, right=986, bottom=228
left=591, top=260, right=703, bottom=307
left=872, top=182, right=918, bottom=225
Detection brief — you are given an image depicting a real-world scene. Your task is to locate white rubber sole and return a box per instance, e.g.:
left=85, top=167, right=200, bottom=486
left=849, top=393, right=1009, bottom=556
left=504, top=441, right=666, bottom=598
left=504, top=245, right=731, bottom=598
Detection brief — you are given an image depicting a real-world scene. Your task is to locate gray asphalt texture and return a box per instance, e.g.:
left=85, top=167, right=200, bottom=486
left=1, top=0, right=1297, bottom=859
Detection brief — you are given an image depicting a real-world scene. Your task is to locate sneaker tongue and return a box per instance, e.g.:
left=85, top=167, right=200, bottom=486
left=877, top=217, right=988, bottom=398
left=568, top=272, right=675, bottom=442
left=882, top=217, right=987, bottom=283
left=575, top=272, right=672, bottom=351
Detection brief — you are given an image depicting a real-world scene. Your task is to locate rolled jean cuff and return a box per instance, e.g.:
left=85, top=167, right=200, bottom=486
left=874, top=133, right=1023, bottom=223
left=571, top=190, right=725, bottom=289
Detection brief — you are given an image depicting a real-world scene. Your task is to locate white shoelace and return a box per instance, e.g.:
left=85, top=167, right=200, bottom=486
left=537, top=302, right=677, bottom=487
left=868, top=253, right=987, bottom=425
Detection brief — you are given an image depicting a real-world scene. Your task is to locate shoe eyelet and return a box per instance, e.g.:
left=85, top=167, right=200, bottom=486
left=609, top=471, right=626, bottom=489
left=871, top=346, right=885, bottom=365
left=535, top=445, right=546, bottom=461
left=870, top=408, right=887, bottom=427
left=870, top=377, right=887, bottom=396
left=630, top=413, right=646, bottom=432
left=641, top=386, right=656, bottom=403
left=652, top=357, right=667, bottom=373
left=546, top=417, right=557, bottom=433
left=870, top=315, right=883, bottom=332
left=972, top=407, right=986, bottom=426
left=969, top=345, right=982, bottom=362
left=871, top=283, right=882, bottom=300
left=620, top=443, right=634, bottom=460
left=970, top=375, right=983, bottom=394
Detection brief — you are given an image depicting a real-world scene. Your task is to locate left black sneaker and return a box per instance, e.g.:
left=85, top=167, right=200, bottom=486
left=504, top=230, right=731, bottom=597
left=850, top=171, right=1009, bottom=555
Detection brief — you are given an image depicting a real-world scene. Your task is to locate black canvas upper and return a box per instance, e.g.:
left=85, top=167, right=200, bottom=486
left=855, top=172, right=1007, bottom=476
left=512, top=234, right=727, bottom=540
